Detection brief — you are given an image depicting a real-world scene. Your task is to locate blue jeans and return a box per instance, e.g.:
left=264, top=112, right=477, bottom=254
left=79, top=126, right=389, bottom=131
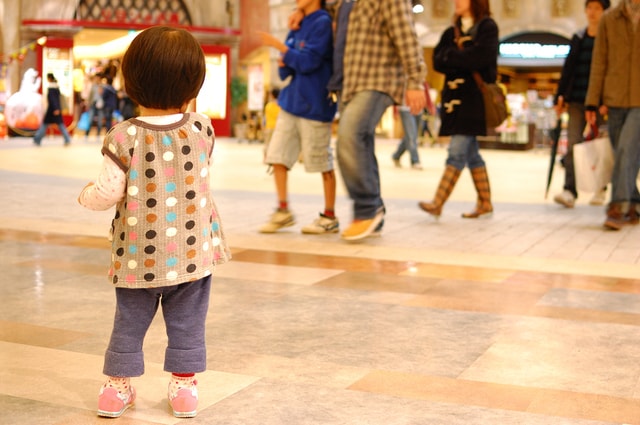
left=337, top=90, right=394, bottom=219
left=104, top=107, right=115, bottom=132
left=86, top=105, right=105, bottom=136
left=33, top=122, right=71, bottom=145
left=392, top=108, right=421, bottom=165
left=103, top=276, right=211, bottom=377
left=445, top=134, right=486, bottom=170
left=608, top=107, right=640, bottom=204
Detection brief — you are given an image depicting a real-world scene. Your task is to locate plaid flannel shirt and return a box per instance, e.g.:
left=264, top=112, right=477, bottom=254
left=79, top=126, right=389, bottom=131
left=340, top=0, right=426, bottom=105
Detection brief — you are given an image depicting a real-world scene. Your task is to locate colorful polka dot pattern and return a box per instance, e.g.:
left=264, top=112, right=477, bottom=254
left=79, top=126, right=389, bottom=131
left=103, top=113, right=230, bottom=288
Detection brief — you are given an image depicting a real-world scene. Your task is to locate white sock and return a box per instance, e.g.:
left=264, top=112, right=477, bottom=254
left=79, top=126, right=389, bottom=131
left=104, top=376, right=131, bottom=394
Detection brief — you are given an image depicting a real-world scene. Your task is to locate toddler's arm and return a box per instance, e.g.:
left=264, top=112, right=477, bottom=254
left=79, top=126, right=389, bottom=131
left=78, top=156, right=126, bottom=210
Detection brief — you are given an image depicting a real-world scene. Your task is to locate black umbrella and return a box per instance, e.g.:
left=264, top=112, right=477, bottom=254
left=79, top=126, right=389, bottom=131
left=545, top=118, right=563, bottom=199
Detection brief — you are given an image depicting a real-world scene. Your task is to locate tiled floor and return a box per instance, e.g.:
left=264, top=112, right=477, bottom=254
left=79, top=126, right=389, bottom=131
left=1, top=135, right=639, bottom=424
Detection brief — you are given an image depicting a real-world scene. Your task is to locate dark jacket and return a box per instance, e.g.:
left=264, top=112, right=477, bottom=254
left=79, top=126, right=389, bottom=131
left=433, top=17, right=499, bottom=136
left=278, top=9, right=336, bottom=122
left=43, top=83, right=64, bottom=124
left=554, top=28, right=591, bottom=104
left=101, top=84, right=118, bottom=110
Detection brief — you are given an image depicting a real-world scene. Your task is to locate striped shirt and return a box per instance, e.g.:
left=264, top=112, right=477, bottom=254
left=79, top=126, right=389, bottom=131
left=340, top=0, right=427, bottom=104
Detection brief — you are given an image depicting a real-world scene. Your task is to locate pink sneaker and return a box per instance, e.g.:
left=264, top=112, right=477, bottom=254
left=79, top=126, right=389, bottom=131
left=168, top=376, right=198, bottom=418
left=97, top=383, right=136, bottom=418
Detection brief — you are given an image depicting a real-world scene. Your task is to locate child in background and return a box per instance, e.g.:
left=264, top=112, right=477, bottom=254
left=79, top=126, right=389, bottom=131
left=78, top=26, right=230, bottom=419
left=257, top=0, right=338, bottom=235
left=263, top=87, right=281, bottom=161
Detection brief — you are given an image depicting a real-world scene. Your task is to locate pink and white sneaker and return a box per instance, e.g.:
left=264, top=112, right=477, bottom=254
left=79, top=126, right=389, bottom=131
left=168, top=375, right=198, bottom=418
left=97, top=380, right=136, bottom=418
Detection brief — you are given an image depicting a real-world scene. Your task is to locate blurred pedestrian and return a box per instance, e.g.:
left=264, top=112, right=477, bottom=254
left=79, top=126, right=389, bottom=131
left=334, top=0, right=427, bottom=240
left=257, top=0, right=339, bottom=235
left=419, top=0, right=498, bottom=219
left=33, top=73, right=71, bottom=146
left=585, top=0, right=640, bottom=230
left=553, top=0, right=609, bottom=209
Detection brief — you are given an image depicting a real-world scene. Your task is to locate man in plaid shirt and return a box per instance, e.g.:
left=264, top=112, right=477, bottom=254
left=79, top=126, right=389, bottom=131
left=333, top=0, right=427, bottom=241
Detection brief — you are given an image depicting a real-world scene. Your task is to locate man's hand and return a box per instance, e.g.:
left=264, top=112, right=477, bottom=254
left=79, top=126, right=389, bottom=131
left=554, top=95, right=565, bottom=117
left=406, top=89, right=426, bottom=115
left=256, top=31, right=288, bottom=54
left=599, top=104, right=608, bottom=118
left=288, top=9, right=304, bottom=30
left=585, top=110, right=597, bottom=125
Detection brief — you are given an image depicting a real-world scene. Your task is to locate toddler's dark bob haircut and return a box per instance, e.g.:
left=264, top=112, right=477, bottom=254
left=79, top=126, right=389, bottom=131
left=121, top=26, right=206, bottom=110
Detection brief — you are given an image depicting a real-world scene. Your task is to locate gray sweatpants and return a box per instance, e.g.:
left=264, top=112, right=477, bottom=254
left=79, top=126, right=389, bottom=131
left=103, top=275, right=212, bottom=377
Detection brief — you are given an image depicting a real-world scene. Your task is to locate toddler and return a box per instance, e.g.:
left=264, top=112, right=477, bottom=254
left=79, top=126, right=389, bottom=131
left=78, top=26, right=230, bottom=418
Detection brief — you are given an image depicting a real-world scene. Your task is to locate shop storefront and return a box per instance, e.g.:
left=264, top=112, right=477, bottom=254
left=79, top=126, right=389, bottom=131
left=1, top=0, right=240, bottom=137
left=487, top=31, right=571, bottom=150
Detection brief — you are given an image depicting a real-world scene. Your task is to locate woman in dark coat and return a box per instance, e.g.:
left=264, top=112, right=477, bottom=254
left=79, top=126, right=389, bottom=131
left=418, top=0, right=499, bottom=219
left=33, top=73, right=72, bottom=146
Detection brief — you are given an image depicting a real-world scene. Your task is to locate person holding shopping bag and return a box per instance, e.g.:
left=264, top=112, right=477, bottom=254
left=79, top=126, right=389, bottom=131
left=585, top=0, right=640, bottom=230
left=553, top=0, right=609, bottom=209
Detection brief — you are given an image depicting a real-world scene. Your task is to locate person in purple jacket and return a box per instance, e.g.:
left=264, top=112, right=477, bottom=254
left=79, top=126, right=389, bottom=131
left=257, top=0, right=338, bottom=235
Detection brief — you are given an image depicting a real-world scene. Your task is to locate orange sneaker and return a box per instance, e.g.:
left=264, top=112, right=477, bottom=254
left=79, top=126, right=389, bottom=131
left=340, top=209, right=384, bottom=241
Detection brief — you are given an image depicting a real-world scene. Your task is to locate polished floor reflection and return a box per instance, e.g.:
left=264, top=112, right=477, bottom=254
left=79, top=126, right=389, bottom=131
left=1, top=136, right=639, bottom=424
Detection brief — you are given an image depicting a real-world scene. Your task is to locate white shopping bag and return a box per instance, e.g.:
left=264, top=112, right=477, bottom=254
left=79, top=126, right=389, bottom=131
left=573, top=137, right=614, bottom=193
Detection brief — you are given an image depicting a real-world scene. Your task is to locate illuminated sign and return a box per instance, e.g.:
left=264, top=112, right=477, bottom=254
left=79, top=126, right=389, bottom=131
left=499, top=32, right=570, bottom=67
left=197, top=54, right=228, bottom=120
left=500, top=43, right=569, bottom=59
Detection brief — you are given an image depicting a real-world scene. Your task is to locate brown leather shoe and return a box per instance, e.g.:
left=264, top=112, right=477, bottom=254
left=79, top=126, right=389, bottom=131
left=627, top=203, right=639, bottom=225
left=604, top=203, right=627, bottom=230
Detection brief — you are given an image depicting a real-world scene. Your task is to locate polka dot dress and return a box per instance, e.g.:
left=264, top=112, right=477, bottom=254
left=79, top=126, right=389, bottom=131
left=102, top=113, right=230, bottom=288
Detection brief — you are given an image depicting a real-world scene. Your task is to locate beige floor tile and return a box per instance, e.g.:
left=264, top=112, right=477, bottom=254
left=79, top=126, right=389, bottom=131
left=215, top=260, right=344, bottom=286
left=348, top=370, right=536, bottom=411
left=0, top=321, right=91, bottom=349
left=0, top=342, right=260, bottom=424
left=403, top=263, right=515, bottom=283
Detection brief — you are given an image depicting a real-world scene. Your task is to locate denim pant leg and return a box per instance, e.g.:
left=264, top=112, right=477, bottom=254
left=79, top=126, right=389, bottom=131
left=445, top=135, right=485, bottom=170
left=412, top=114, right=422, bottom=159
left=95, top=108, right=105, bottom=135
left=609, top=108, right=640, bottom=203
left=563, top=102, right=587, bottom=198
left=393, top=108, right=420, bottom=164
left=85, top=108, right=95, bottom=136
left=57, top=123, right=71, bottom=144
left=33, top=124, right=47, bottom=144
left=392, top=134, right=409, bottom=160
left=162, top=276, right=211, bottom=374
left=337, top=90, right=394, bottom=219
left=104, top=288, right=161, bottom=377
left=104, top=107, right=114, bottom=131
